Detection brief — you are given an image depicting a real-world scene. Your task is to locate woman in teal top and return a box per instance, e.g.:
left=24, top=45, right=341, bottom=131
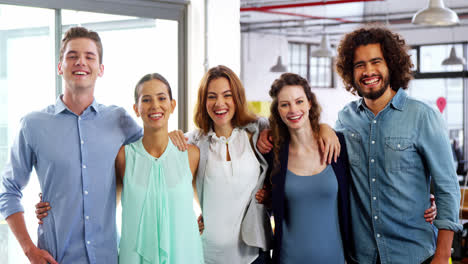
left=115, top=73, right=204, bottom=264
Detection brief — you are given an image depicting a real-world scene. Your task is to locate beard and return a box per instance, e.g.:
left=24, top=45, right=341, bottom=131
left=354, top=74, right=390, bottom=100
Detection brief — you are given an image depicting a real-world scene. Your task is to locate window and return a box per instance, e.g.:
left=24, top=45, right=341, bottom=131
left=0, top=2, right=186, bottom=262
left=288, top=42, right=334, bottom=88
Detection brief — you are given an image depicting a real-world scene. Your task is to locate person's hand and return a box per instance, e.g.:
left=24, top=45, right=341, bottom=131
left=424, top=194, right=437, bottom=224
left=35, top=193, right=50, bottom=225
left=169, top=130, right=188, bottom=151
left=197, top=215, right=204, bottom=235
left=257, top=129, right=273, bottom=154
left=255, top=185, right=271, bottom=208
left=318, top=124, right=340, bottom=164
left=25, top=245, right=58, bottom=264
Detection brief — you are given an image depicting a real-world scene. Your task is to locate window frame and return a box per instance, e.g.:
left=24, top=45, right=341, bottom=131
left=410, top=42, right=468, bottom=171
left=288, top=41, right=335, bottom=88
left=0, top=0, right=189, bottom=130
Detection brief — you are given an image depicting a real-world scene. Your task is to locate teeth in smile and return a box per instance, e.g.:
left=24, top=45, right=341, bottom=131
left=215, top=110, right=228, bottom=114
left=363, top=78, right=379, bottom=85
left=74, top=71, right=87, bottom=75
left=289, top=115, right=301, bottom=120
left=150, top=113, right=162, bottom=118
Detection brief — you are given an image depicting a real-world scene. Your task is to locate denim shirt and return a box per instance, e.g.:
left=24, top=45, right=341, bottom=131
left=335, top=89, right=462, bottom=264
left=0, top=97, right=142, bottom=264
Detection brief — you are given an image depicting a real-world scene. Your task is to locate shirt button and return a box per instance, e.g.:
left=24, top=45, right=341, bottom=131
left=377, top=234, right=381, bottom=238
left=371, top=159, right=375, bottom=163
left=85, top=216, right=90, bottom=220
left=373, top=120, right=377, bottom=124
left=84, top=190, right=88, bottom=195
left=372, top=140, right=375, bottom=144
left=372, top=178, right=376, bottom=182
left=373, top=197, right=377, bottom=200
left=81, top=140, right=84, bottom=144
left=82, top=165, right=86, bottom=169
left=79, top=117, right=82, bottom=120
left=87, top=241, right=91, bottom=245
left=374, top=216, right=378, bottom=220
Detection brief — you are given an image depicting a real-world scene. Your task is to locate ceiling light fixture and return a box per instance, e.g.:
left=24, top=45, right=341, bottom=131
left=270, top=56, right=287, bottom=72
left=442, top=46, right=466, bottom=65
left=311, top=34, right=335, bottom=58
left=412, top=0, right=460, bottom=26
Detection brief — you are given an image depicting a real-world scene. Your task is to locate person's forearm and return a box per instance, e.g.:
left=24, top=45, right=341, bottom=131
left=6, top=212, right=36, bottom=254
left=434, top=229, right=454, bottom=260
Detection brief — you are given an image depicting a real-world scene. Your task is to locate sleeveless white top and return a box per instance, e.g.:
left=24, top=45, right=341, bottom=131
left=202, top=128, right=261, bottom=264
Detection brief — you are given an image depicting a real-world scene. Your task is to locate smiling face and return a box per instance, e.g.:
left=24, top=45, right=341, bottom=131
left=58, top=38, right=104, bottom=92
left=133, top=79, right=176, bottom=131
left=277, top=85, right=311, bottom=131
left=205, top=77, right=236, bottom=132
left=353, top=43, right=390, bottom=100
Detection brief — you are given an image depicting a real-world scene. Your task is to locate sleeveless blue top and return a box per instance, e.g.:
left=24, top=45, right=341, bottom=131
left=280, top=165, right=345, bottom=264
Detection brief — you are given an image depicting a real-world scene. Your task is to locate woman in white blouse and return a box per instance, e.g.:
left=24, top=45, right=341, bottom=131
left=169, top=65, right=340, bottom=264
left=173, top=65, right=271, bottom=264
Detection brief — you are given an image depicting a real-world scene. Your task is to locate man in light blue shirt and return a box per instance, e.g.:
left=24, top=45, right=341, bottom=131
left=0, top=27, right=142, bottom=263
left=335, top=27, right=462, bottom=264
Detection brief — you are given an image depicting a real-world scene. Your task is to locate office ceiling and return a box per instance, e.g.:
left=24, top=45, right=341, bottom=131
left=240, top=0, right=468, bottom=42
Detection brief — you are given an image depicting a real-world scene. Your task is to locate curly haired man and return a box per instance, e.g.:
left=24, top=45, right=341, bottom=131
left=335, top=26, right=461, bottom=264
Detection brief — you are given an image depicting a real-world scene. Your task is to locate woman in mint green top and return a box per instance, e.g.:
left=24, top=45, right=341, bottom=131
left=115, top=73, right=204, bottom=264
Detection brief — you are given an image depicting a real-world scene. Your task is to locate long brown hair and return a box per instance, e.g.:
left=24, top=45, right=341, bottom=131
left=335, top=26, right=413, bottom=95
left=194, top=65, right=257, bottom=134
left=269, top=73, right=322, bottom=171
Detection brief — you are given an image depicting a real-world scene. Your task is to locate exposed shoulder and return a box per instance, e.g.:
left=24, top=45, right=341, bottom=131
left=187, top=144, right=200, bottom=161
left=115, top=145, right=126, bottom=179
left=187, top=144, right=200, bottom=176
left=116, top=146, right=126, bottom=166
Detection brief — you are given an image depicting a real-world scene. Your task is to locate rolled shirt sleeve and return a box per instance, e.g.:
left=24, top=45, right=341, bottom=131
left=0, top=117, right=35, bottom=219
left=417, top=107, right=462, bottom=232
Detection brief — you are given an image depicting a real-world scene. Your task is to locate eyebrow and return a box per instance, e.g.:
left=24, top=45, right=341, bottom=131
left=208, top=90, right=232, bottom=95
left=141, top=92, right=168, bottom=97
left=66, top=51, right=97, bottom=57
left=279, top=96, right=305, bottom=103
left=353, top=57, right=384, bottom=66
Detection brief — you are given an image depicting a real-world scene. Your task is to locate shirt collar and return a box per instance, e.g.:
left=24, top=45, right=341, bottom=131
left=54, top=95, right=100, bottom=115
left=355, top=88, right=407, bottom=112
left=389, top=88, right=407, bottom=111
left=207, top=127, right=239, bottom=143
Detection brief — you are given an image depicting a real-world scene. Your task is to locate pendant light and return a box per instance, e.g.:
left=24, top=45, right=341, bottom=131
left=311, top=34, right=335, bottom=58
left=311, top=1, right=335, bottom=58
left=442, top=46, right=466, bottom=65
left=270, top=21, right=287, bottom=73
left=412, top=0, right=460, bottom=26
left=270, top=56, right=287, bottom=72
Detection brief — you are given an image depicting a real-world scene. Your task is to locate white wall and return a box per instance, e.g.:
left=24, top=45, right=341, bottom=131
left=241, top=32, right=357, bottom=126
left=241, top=33, right=289, bottom=101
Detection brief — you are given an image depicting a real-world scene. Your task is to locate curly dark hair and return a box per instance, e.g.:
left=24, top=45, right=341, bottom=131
left=335, top=26, right=413, bottom=95
left=269, top=73, right=322, bottom=172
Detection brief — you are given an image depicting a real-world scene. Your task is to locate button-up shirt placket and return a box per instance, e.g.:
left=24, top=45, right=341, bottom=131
left=364, top=107, right=387, bottom=263
left=77, top=112, right=96, bottom=264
